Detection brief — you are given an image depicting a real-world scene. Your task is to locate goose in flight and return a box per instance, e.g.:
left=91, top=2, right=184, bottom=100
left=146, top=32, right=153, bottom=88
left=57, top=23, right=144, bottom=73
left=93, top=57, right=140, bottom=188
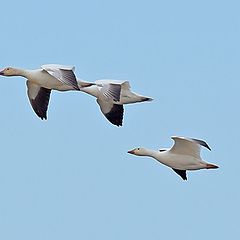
left=128, top=136, right=219, bottom=180
left=78, top=79, right=153, bottom=126
left=0, top=64, right=92, bottom=120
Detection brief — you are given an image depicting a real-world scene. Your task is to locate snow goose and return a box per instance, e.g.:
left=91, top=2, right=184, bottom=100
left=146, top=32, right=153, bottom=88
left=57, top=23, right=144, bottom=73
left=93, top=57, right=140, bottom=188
left=0, top=64, right=87, bottom=120
left=128, top=136, right=219, bottom=180
left=78, top=79, right=153, bottom=126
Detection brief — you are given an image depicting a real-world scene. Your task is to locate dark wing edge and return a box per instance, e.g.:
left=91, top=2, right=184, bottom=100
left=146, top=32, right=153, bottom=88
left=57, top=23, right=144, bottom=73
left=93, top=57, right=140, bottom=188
left=190, top=138, right=211, bottom=151
left=104, top=104, right=124, bottom=127
left=60, top=69, right=80, bottom=90
left=172, top=168, right=187, bottom=181
left=30, top=87, right=51, bottom=120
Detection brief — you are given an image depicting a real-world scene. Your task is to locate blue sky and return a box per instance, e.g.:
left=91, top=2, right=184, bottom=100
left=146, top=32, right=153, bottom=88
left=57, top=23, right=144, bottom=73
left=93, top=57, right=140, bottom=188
left=0, top=0, right=239, bottom=239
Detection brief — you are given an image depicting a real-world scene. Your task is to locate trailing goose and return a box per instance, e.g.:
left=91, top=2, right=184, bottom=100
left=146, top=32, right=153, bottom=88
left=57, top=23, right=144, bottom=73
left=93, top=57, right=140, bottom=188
left=128, top=136, right=219, bottom=180
left=78, top=79, right=153, bottom=126
left=0, top=64, right=92, bottom=119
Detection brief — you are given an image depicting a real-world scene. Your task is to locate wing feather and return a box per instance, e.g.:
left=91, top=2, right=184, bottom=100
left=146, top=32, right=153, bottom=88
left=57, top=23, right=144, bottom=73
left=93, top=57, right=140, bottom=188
left=27, top=81, right=51, bottom=120
left=170, top=136, right=210, bottom=158
left=96, top=99, right=124, bottom=126
left=41, top=64, right=79, bottom=90
left=100, top=83, right=121, bottom=102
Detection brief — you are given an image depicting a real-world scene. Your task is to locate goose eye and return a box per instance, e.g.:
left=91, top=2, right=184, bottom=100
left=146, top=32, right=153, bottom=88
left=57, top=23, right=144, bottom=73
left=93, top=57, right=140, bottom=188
left=6, top=68, right=9, bottom=70
left=137, top=148, right=140, bottom=150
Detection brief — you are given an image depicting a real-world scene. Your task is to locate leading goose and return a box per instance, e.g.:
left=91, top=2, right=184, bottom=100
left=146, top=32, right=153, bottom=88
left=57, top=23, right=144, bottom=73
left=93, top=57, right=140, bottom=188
left=0, top=64, right=92, bottom=119
left=78, top=79, right=153, bottom=126
left=128, top=136, right=219, bottom=180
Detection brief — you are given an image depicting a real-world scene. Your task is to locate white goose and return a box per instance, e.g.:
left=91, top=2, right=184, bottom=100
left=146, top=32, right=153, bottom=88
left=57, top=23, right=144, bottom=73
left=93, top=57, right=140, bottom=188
left=128, top=136, right=219, bottom=180
left=0, top=64, right=91, bottom=119
left=78, top=79, right=153, bottom=126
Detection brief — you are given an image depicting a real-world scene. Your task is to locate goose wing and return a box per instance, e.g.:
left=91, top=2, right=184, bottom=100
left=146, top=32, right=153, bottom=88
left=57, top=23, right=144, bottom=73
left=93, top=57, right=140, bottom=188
left=41, top=64, right=79, bottom=90
left=169, top=136, right=211, bottom=158
left=96, top=99, right=124, bottom=126
left=95, top=82, right=122, bottom=102
left=95, top=79, right=131, bottom=99
left=26, top=81, right=51, bottom=120
left=172, top=168, right=187, bottom=180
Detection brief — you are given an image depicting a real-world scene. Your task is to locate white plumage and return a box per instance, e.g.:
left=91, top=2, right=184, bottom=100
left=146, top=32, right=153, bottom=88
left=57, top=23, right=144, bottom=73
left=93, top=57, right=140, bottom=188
left=128, top=136, right=219, bottom=180
left=78, top=79, right=153, bottom=126
left=0, top=64, right=79, bottom=119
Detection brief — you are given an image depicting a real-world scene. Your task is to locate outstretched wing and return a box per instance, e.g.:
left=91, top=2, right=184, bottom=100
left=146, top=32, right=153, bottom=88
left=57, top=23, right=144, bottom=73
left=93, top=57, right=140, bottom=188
left=41, top=64, right=79, bottom=90
left=26, top=81, right=51, bottom=120
left=169, top=136, right=211, bottom=158
left=96, top=99, right=124, bottom=126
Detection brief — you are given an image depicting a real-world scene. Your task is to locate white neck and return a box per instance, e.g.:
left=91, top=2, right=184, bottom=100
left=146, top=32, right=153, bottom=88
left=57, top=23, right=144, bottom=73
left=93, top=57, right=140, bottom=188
left=141, top=148, right=159, bottom=158
left=12, top=68, right=31, bottom=78
left=139, top=148, right=168, bottom=165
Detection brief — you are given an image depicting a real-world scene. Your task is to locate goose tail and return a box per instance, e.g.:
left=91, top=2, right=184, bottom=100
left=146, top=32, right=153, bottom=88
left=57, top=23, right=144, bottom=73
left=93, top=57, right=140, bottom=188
left=206, top=163, right=219, bottom=169
left=140, top=96, right=153, bottom=102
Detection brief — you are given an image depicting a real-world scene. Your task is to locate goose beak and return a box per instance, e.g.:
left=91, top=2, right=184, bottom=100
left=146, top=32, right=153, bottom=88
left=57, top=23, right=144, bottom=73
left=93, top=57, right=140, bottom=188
left=0, top=69, right=4, bottom=75
left=127, top=149, right=135, bottom=154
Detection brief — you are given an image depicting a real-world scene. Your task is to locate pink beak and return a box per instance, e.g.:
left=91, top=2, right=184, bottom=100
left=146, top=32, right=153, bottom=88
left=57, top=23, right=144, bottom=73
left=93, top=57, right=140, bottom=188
left=127, top=149, right=135, bottom=154
left=0, top=69, right=4, bottom=75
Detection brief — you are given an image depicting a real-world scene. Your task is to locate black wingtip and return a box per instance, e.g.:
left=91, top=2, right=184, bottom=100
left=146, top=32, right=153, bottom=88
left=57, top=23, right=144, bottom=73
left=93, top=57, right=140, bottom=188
left=191, top=138, right=211, bottom=151
left=207, top=145, right=211, bottom=151
left=104, top=104, right=124, bottom=127
left=30, top=87, right=51, bottom=121
left=172, top=168, right=187, bottom=181
left=202, top=142, right=211, bottom=151
left=39, top=115, right=47, bottom=120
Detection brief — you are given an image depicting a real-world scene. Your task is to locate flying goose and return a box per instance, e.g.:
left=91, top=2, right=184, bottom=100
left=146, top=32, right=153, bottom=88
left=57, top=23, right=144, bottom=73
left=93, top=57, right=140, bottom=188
left=128, top=136, right=219, bottom=180
left=0, top=64, right=91, bottom=119
left=78, top=79, right=153, bottom=126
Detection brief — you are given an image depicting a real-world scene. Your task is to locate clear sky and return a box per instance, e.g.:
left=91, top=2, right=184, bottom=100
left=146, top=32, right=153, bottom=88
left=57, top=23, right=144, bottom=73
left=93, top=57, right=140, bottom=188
left=0, top=0, right=239, bottom=239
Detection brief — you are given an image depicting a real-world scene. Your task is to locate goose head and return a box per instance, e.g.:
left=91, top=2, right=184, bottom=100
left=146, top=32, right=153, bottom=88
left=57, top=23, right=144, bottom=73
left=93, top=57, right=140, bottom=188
left=0, top=67, right=19, bottom=76
left=128, top=147, right=148, bottom=156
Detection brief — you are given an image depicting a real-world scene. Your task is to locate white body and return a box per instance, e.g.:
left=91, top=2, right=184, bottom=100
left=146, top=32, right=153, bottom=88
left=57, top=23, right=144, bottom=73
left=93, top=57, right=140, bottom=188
left=140, top=148, right=208, bottom=170
left=24, top=69, right=75, bottom=91
left=0, top=64, right=79, bottom=119
left=78, top=79, right=153, bottom=126
left=128, top=136, right=219, bottom=180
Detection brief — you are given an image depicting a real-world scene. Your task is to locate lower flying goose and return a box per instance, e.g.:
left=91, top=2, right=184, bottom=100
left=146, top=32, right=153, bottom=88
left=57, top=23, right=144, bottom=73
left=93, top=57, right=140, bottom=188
left=128, top=136, right=219, bottom=180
